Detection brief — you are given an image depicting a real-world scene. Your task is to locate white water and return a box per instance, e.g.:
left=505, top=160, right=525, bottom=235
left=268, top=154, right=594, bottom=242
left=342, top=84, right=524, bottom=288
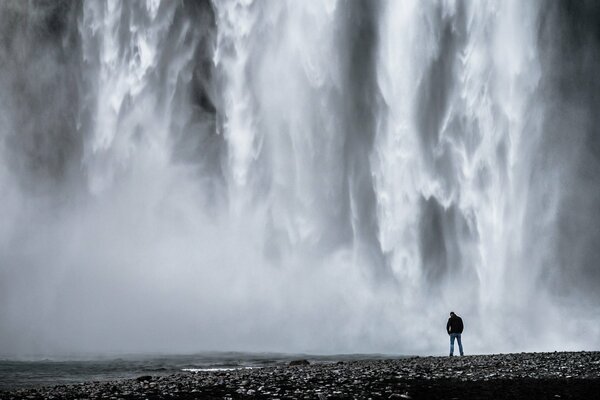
left=0, top=0, right=599, bottom=356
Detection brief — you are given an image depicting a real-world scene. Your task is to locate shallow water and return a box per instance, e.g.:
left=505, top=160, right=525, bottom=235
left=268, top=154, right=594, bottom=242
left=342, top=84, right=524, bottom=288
left=0, top=352, right=405, bottom=389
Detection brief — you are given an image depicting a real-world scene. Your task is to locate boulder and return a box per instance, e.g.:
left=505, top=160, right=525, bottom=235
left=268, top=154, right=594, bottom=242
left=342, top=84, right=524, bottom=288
left=289, top=359, right=310, bottom=366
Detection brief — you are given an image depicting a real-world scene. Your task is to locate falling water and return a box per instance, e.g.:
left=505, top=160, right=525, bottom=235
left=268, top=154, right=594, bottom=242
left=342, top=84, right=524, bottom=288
left=1, top=0, right=600, bottom=356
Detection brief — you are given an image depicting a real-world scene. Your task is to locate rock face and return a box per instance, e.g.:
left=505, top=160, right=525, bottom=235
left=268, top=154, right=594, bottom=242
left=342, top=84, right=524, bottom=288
left=2, top=352, right=600, bottom=399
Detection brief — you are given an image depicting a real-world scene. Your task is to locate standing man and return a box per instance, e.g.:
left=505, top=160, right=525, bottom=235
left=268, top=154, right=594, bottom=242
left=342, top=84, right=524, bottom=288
left=447, top=311, right=464, bottom=356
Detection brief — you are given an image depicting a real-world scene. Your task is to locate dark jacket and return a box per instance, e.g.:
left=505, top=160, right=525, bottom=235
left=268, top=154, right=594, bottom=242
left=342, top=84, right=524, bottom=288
left=447, top=315, right=464, bottom=334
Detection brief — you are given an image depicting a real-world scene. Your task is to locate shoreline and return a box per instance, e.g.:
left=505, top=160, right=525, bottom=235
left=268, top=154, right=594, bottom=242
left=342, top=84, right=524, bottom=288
left=2, top=351, right=600, bottom=399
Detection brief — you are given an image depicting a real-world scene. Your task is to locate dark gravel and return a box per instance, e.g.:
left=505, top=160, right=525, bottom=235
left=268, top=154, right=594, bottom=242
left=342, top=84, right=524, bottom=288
left=2, top=352, right=600, bottom=399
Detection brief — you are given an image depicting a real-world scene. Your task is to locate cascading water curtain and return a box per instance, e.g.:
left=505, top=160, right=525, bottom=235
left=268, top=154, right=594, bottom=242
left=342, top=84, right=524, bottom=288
left=0, top=0, right=599, bottom=355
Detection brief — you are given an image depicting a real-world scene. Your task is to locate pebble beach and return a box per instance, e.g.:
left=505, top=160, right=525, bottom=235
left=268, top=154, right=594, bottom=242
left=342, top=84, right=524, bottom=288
left=2, top=352, right=600, bottom=399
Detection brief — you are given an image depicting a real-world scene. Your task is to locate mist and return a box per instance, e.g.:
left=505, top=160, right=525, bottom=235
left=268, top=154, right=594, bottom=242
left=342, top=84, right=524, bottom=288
left=1, top=0, right=600, bottom=358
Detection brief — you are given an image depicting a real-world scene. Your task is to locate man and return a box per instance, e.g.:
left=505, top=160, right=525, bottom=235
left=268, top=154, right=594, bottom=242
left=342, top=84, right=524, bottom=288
left=446, top=311, right=464, bottom=356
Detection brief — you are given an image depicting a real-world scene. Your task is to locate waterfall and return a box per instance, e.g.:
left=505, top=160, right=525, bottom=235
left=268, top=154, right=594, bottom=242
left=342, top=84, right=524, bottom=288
left=0, top=0, right=599, bottom=356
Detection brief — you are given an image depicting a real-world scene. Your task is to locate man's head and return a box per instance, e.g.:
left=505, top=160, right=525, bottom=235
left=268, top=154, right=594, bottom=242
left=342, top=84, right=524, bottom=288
left=450, top=311, right=455, bottom=317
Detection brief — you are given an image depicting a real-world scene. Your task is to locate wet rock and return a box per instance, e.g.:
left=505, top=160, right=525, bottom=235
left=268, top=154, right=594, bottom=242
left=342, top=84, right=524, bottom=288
left=289, top=359, right=311, bottom=366
left=3, top=352, right=600, bottom=399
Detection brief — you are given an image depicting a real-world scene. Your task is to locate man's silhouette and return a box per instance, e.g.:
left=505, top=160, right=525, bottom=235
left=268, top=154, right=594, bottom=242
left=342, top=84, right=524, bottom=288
left=446, top=311, right=464, bottom=356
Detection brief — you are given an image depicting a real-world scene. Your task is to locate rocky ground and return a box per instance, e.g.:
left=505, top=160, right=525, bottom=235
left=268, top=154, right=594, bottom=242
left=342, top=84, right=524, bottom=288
left=2, top=352, right=600, bottom=399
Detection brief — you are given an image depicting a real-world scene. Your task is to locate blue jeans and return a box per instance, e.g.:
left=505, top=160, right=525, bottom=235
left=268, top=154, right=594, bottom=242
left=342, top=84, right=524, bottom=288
left=449, top=333, right=463, bottom=356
